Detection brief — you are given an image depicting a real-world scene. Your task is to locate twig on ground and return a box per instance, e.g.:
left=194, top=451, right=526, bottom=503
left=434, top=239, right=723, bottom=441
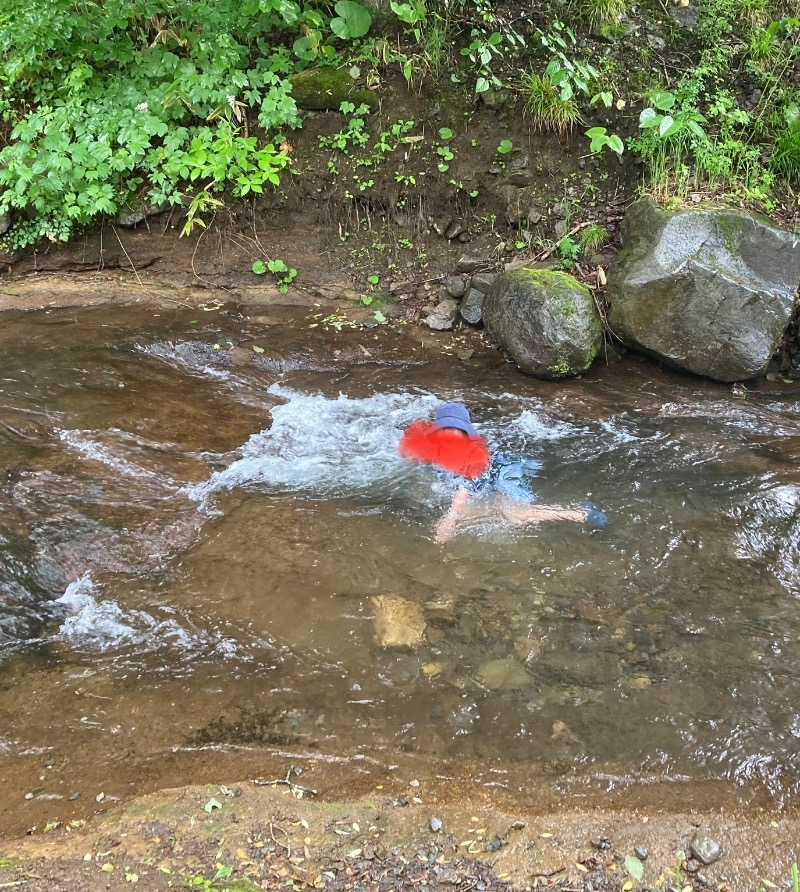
left=268, top=821, right=292, bottom=857
left=531, top=866, right=566, bottom=877
left=190, top=215, right=237, bottom=297
left=111, top=225, right=143, bottom=286
left=251, top=766, right=318, bottom=796
left=534, top=221, right=593, bottom=261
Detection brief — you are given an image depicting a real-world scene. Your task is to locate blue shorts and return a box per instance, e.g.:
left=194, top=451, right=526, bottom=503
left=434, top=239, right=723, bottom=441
left=463, top=454, right=542, bottom=501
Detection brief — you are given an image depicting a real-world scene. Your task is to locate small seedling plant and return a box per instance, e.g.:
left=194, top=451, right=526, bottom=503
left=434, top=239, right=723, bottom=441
left=252, top=258, right=297, bottom=292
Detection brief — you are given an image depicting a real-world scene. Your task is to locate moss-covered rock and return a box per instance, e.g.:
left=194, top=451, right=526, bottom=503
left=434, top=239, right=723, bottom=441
left=483, top=267, right=602, bottom=379
left=607, top=197, right=800, bottom=382
left=289, top=68, right=377, bottom=111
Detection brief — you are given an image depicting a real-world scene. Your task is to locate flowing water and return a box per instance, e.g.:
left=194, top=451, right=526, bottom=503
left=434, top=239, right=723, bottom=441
left=2, top=304, right=800, bottom=832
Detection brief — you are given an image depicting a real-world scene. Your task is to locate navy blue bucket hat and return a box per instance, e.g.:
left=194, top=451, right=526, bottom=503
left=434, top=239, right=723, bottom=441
left=433, top=402, right=478, bottom=437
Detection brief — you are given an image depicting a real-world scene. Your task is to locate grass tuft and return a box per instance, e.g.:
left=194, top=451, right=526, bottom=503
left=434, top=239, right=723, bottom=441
left=581, top=0, right=628, bottom=29
left=580, top=223, right=609, bottom=255
left=523, top=72, right=582, bottom=134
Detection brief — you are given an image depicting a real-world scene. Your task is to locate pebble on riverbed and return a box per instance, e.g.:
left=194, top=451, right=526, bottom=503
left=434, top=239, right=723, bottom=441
left=689, top=831, right=723, bottom=865
left=371, top=595, right=427, bottom=650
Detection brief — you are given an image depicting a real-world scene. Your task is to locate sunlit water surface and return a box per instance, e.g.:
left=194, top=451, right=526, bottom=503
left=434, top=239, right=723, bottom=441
left=2, top=305, right=800, bottom=826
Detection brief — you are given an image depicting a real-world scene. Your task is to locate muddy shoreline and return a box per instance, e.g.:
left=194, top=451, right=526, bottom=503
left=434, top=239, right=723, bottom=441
left=2, top=754, right=799, bottom=891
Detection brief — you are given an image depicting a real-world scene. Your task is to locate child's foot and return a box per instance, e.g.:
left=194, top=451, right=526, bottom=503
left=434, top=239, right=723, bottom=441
left=583, top=502, right=608, bottom=529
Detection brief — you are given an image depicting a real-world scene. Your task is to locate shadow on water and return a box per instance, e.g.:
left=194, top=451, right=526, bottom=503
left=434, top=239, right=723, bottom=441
left=3, top=305, right=800, bottom=829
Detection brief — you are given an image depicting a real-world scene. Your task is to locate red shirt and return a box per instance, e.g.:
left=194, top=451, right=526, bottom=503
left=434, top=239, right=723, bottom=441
left=398, top=421, right=490, bottom=479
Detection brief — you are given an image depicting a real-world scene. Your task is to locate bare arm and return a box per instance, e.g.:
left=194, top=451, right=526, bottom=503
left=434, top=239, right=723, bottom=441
left=434, top=485, right=471, bottom=544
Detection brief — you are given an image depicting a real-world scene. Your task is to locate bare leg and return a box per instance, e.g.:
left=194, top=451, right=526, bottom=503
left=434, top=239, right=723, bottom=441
left=434, top=490, right=589, bottom=544
left=434, top=486, right=472, bottom=544
left=499, top=497, right=586, bottom=526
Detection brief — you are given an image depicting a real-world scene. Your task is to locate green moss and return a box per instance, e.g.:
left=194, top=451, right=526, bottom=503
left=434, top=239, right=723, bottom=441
left=548, top=348, right=596, bottom=379
left=599, top=22, right=630, bottom=39
left=714, top=212, right=742, bottom=255
left=548, top=356, right=575, bottom=378
left=289, top=68, right=377, bottom=111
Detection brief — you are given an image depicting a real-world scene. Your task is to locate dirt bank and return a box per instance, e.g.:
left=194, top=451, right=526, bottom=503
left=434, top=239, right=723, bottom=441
left=1, top=753, right=799, bottom=892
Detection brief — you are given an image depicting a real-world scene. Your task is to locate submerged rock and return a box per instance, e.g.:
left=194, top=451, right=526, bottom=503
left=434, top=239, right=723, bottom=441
left=371, top=594, right=426, bottom=650
left=476, top=658, right=530, bottom=690
left=483, top=267, right=603, bottom=378
left=608, top=197, right=800, bottom=382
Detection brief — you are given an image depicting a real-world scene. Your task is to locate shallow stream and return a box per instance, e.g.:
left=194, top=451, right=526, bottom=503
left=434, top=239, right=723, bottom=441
left=2, top=304, right=800, bottom=832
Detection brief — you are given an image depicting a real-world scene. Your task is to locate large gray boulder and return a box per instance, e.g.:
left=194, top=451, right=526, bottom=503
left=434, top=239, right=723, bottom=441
left=483, top=267, right=603, bottom=379
left=608, top=198, right=800, bottom=382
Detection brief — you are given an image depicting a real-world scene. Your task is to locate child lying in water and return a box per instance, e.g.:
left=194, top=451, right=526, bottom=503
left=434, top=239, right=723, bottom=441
left=399, top=402, right=607, bottom=544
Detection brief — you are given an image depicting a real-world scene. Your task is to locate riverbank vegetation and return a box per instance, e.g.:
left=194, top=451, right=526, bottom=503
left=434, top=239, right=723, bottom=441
left=0, top=0, right=797, bottom=255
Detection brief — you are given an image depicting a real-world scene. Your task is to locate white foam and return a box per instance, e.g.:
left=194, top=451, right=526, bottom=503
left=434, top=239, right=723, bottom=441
left=54, top=575, right=195, bottom=652
left=189, top=388, right=438, bottom=501
left=57, top=429, right=167, bottom=482
left=514, top=408, right=583, bottom=441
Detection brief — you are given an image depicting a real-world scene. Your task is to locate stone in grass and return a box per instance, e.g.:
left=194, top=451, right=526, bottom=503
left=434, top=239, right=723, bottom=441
left=459, top=287, right=486, bottom=325
left=289, top=68, right=377, bottom=111
left=425, top=298, right=458, bottom=331
left=445, top=275, right=466, bottom=299
left=371, top=595, right=426, bottom=650
left=689, top=832, right=723, bottom=865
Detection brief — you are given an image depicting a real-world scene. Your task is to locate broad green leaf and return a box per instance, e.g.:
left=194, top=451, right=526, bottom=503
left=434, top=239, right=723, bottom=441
left=624, top=854, right=644, bottom=882
left=330, top=1, right=372, bottom=39
left=204, top=798, right=223, bottom=812
left=652, top=91, right=676, bottom=111
left=658, top=114, right=675, bottom=137
left=639, top=108, right=659, bottom=127
left=252, top=259, right=267, bottom=274
left=608, top=135, right=624, bottom=154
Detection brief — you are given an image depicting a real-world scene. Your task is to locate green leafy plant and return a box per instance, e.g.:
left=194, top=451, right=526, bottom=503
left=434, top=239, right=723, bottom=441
left=585, top=126, right=624, bottom=156
left=0, top=0, right=304, bottom=247
left=330, top=0, right=372, bottom=39
left=436, top=143, right=454, bottom=171
left=623, top=854, right=644, bottom=883
left=522, top=23, right=602, bottom=133
left=665, top=849, right=689, bottom=892
left=496, top=139, right=514, bottom=154
left=639, top=91, right=707, bottom=141
left=252, top=257, right=297, bottom=292
left=557, top=235, right=580, bottom=268
left=772, top=102, right=800, bottom=183
left=523, top=72, right=581, bottom=133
